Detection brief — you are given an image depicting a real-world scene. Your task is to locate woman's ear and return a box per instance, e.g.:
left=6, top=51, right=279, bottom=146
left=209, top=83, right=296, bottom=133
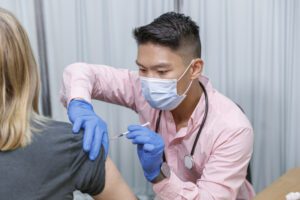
left=190, top=58, right=204, bottom=79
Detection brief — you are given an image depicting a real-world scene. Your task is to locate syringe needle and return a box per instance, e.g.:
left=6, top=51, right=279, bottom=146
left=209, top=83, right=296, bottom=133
left=110, top=122, right=150, bottom=140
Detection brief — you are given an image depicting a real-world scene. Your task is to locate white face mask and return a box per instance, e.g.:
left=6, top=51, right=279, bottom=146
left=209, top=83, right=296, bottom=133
left=140, top=60, right=194, bottom=110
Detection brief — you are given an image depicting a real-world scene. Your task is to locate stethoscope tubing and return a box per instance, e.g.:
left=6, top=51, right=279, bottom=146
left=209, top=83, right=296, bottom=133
left=155, top=81, right=209, bottom=166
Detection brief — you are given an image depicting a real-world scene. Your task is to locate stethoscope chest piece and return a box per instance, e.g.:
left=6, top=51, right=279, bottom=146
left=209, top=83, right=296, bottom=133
left=184, top=155, right=194, bottom=170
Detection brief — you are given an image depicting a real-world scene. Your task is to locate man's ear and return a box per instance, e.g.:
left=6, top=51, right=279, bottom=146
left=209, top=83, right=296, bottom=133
left=190, top=58, right=204, bottom=79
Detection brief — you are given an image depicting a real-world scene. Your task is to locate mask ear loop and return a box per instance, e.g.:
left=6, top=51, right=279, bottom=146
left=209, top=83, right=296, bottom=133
left=182, top=79, right=193, bottom=96
left=177, top=59, right=195, bottom=81
left=177, top=59, right=195, bottom=96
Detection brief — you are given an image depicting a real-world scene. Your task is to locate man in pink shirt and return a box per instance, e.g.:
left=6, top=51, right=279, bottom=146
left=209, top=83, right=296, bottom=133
left=61, top=12, right=255, bottom=199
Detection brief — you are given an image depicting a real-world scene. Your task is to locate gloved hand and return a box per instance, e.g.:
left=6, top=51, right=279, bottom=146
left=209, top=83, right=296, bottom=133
left=68, top=99, right=109, bottom=160
left=126, top=125, right=164, bottom=182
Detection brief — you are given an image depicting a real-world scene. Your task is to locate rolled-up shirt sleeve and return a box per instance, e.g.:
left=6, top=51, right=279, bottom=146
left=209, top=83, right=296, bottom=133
left=60, top=62, right=140, bottom=112
left=153, top=128, right=254, bottom=200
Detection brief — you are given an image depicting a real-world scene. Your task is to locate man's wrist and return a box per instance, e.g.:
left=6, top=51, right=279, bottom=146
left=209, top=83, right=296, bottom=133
left=70, top=98, right=86, bottom=103
left=151, top=162, right=170, bottom=184
left=151, top=171, right=166, bottom=184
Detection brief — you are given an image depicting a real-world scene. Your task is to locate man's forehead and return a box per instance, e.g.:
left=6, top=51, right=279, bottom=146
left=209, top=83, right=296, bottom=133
left=138, top=44, right=193, bottom=64
left=135, top=60, right=172, bottom=69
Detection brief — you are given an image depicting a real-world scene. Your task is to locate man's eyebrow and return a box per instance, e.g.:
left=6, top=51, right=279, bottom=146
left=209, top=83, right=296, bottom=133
left=135, top=60, right=144, bottom=67
left=135, top=60, right=171, bottom=69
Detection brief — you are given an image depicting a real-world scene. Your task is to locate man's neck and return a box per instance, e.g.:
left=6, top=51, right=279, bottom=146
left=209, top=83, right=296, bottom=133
left=171, top=80, right=202, bottom=128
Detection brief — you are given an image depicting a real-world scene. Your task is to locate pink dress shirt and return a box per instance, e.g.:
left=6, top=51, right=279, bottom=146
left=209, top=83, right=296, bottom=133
left=60, top=63, right=256, bottom=200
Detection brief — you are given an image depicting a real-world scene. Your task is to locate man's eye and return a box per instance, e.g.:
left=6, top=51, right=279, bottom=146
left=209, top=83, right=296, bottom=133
left=139, top=68, right=147, bottom=73
left=158, top=71, right=168, bottom=75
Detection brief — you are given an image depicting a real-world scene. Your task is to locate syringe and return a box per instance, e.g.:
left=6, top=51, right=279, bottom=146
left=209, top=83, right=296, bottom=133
left=110, top=122, right=150, bottom=140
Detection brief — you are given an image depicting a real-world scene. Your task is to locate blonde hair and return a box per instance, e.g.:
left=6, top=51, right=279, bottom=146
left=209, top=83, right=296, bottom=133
left=0, top=8, right=42, bottom=151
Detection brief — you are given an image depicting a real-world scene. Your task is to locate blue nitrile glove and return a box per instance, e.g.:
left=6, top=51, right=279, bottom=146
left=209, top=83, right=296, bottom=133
left=126, top=125, right=164, bottom=182
left=67, top=99, right=108, bottom=160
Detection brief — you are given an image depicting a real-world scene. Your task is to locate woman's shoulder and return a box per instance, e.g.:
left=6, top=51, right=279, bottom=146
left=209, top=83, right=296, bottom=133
left=30, top=119, right=84, bottom=157
left=33, top=119, right=73, bottom=133
left=32, top=118, right=83, bottom=140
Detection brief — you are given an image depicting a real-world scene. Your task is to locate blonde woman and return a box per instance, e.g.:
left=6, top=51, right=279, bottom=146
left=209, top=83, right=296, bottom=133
left=0, top=7, right=136, bottom=200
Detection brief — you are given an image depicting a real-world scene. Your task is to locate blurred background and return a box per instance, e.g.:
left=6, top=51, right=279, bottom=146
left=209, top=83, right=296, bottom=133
left=0, top=0, right=299, bottom=199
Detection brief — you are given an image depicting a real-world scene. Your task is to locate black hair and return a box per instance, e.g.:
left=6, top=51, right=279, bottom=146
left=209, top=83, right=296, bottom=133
left=133, top=12, right=201, bottom=58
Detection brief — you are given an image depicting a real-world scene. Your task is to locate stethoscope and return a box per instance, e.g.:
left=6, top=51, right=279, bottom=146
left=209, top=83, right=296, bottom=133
left=155, top=81, right=209, bottom=170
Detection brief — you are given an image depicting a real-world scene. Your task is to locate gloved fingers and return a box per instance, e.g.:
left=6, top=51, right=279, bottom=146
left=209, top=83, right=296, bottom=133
left=131, top=135, right=151, bottom=145
left=83, top=123, right=95, bottom=152
left=127, top=126, right=157, bottom=139
left=127, top=131, right=144, bottom=139
left=95, top=119, right=108, bottom=157
left=89, top=126, right=102, bottom=160
left=102, top=130, right=109, bottom=159
left=128, top=124, right=149, bottom=132
left=143, top=143, right=155, bottom=152
left=72, top=118, right=84, bottom=133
